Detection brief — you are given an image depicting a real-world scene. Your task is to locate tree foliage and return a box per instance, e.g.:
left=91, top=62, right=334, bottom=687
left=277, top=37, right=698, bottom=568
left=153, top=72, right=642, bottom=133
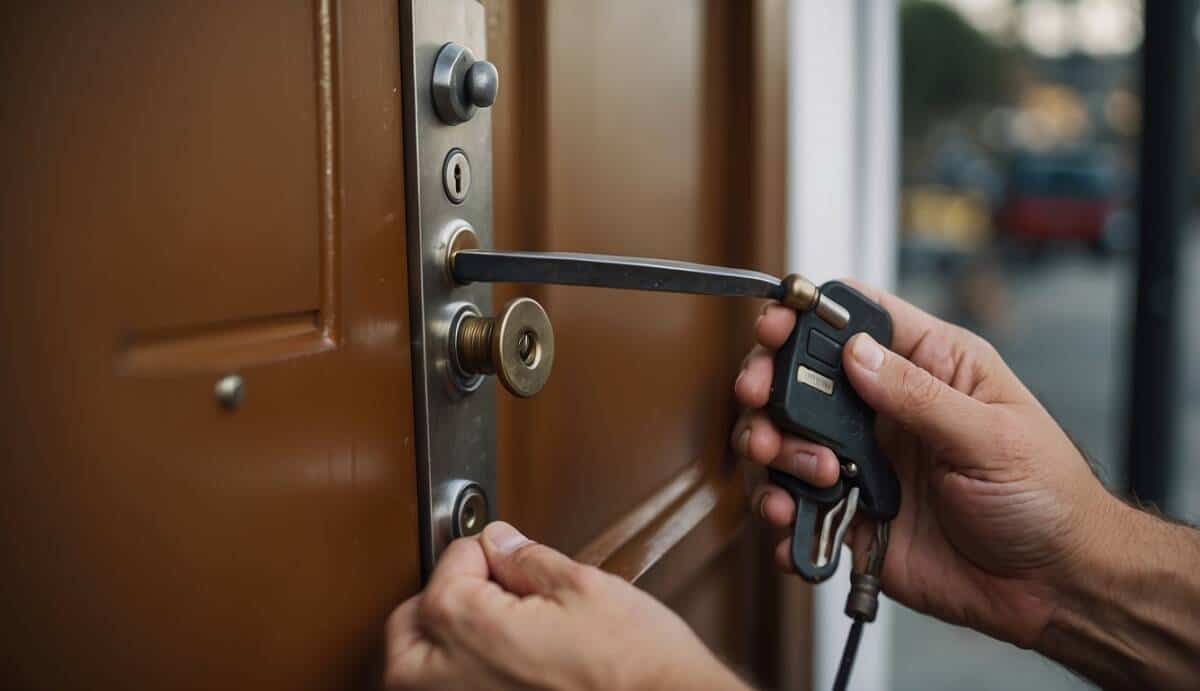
left=901, top=0, right=1013, bottom=139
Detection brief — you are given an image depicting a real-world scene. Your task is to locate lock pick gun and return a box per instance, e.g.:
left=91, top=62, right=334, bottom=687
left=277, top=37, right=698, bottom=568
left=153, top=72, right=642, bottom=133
left=448, top=234, right=900, bottom=691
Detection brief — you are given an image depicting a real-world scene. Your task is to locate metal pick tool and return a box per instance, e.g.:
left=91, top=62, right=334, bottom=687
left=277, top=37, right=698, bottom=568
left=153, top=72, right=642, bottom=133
left=449, top=247, right=850, bottom=329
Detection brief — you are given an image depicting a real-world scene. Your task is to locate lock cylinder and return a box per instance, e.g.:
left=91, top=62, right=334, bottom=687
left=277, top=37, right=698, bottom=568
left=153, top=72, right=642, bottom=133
left=453, top=297, right=554, bottom=398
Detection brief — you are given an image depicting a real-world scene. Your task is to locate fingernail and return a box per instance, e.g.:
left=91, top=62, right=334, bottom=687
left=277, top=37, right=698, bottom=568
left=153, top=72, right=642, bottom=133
left=735, top=369, right=746, bottom=390
left=789, top=452, right=817, bottom=477
left=739, top=428, right=752, bottom=456
left=486, top=522, right=531, bottom=554
left=851, top=334, right=884, bottom=372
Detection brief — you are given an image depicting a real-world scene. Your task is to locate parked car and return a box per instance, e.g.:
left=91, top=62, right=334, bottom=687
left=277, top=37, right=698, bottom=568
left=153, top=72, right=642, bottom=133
left=996, top=153, right=1133, bottom=254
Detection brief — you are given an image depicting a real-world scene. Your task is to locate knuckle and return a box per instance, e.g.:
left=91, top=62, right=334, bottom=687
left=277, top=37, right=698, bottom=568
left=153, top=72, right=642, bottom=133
left=559, top=559, right=602, bottom=594
left=960, top=331, right=1001, bottom=372
left=385, top=605, right=407, bottom=636
left=955, top=327, right=1001, bottom=365
left=511, top=542, right=547, bottom=573
left=970, top=331, right=1000, bottom=360
left=383, top=659, right=420, bottom=690
left=417, top=584, right=458, bottom=629
left=898, top=362, right=942, bottom=413
left=990, top=410, right=1033, bottom=463
left=458, top=582, right=498, bottom=618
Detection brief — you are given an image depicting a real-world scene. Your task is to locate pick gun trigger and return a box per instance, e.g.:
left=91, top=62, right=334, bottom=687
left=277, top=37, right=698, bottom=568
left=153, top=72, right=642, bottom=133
left=767, top=468, right=859, bottom=584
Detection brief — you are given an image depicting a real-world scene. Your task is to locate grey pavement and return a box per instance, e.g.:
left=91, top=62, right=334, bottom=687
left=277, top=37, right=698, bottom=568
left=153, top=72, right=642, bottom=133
left=889, top=232, right=1200, bottom=690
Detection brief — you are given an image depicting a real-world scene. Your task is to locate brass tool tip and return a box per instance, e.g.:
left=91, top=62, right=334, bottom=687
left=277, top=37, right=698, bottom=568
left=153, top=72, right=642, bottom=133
left=781, top=274, right=852, bottom=329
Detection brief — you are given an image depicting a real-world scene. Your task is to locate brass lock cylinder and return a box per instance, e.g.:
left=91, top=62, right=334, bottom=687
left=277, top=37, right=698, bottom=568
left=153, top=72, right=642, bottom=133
left=454, top=297, right=554, bottom=398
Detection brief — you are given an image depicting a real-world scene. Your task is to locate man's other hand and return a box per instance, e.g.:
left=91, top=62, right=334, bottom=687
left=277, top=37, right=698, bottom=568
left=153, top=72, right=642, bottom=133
left=385, top=522, right=747, bottom=691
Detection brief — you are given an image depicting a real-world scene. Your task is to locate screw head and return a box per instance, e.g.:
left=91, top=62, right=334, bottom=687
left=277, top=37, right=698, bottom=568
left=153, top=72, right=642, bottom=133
left=842, top=462, right=859, bottom=478
left=215, top=374, right=244, bottom=411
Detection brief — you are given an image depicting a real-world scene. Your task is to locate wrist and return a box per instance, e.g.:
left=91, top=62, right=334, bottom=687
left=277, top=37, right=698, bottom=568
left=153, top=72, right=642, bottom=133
left=646, top=651, right=747, bottom=691
left=1035, top=495, right=1200, bottom=689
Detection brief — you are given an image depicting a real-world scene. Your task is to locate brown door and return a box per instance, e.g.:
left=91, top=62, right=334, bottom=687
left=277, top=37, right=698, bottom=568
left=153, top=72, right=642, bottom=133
left=485, top=1, right=802, bottom=687
left=1, top=1, right=804, bottom=690
left=1, top=3, right=419, bottom=689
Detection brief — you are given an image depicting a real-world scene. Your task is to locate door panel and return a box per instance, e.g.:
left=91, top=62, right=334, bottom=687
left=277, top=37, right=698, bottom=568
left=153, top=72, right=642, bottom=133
left=4, top=4, right=325, bottom=331
left=485, top=1, right=801, bottom=685
left=1, top=2, right=418, bottom=689
left=492, top=0, right=738, bottom=556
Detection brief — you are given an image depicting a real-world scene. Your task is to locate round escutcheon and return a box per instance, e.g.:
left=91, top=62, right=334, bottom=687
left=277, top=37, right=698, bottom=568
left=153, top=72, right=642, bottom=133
left=452, top=484, right=488, bottom=538
left=491, top=297, right=555, bottom=398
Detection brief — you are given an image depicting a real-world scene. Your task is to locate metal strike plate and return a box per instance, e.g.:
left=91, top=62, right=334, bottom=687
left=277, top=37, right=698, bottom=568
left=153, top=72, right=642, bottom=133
left=400, top=0, right=495, bottom=579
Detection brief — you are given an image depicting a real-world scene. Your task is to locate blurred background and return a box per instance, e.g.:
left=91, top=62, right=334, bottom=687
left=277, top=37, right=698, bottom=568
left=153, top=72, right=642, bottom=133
left=889, top=0, right=1198, bottom=688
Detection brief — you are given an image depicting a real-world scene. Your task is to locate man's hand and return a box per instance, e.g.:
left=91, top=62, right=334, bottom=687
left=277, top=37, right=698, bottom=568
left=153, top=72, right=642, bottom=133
left=732, top=286, right=1116, bottom=647
left=385, top=522, right=746, bottom=691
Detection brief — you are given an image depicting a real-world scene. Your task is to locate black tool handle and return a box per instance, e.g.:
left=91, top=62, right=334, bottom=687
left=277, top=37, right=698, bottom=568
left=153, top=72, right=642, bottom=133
left=764, top=282, right=900, bottom=578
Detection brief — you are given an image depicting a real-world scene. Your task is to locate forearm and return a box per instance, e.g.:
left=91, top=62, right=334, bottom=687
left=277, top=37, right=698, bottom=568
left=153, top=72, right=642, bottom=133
left=1036, top=497, right=1200, bottom=689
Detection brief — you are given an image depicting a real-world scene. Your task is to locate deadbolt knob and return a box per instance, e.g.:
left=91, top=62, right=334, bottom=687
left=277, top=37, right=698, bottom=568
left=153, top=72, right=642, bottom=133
left=465, top=61, right=498, bottom=109
left=455, top=297, right=554, bottom=398
left=431, top=42, right=499, bottom=125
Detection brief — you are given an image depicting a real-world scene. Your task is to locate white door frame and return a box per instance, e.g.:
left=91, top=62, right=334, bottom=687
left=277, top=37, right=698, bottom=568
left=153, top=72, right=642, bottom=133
left=787, top=1, right=898, bottom=689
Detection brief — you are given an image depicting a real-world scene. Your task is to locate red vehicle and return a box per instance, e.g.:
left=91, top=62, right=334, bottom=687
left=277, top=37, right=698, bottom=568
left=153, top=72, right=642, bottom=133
left=997, top=154, right=1130, bottom=253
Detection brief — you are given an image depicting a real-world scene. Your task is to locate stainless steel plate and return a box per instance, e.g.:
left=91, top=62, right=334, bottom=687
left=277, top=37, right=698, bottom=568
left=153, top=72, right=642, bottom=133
left=399, top=0, right=495, bottom=579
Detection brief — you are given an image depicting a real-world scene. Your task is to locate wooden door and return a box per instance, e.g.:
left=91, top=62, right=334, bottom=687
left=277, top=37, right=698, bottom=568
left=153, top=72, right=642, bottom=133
left=1, top=2, right=807, bottom=690
left=484, top=1, right=803, bottom=687
left=1, top=3, right=419, bottom=689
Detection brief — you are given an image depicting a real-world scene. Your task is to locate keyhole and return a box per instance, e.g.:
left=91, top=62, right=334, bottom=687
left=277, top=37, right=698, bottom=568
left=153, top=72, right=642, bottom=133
left=443, top=150, right=470, bottom=204
left=517, top=330, right=538, bottom=367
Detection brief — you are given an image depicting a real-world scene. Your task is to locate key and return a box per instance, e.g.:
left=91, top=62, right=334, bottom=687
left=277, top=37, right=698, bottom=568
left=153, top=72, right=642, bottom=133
left=449, top=247, right=900, bottom=582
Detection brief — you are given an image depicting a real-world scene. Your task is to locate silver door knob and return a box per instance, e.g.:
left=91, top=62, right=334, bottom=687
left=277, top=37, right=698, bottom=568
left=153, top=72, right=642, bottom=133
left=432, top=42, right=499, bottom=125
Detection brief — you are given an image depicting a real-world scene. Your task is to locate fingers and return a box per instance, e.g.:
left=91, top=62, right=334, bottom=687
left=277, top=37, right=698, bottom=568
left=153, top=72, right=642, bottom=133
left=748, top=284, right=1004, bottom=402
left=418, top=537, right=513, bottom=638
left=732, top=410, right=840, bottom=485
left=393, top=538, right=507, bottom=687
left=841, top=280, right=1015, bottom=396
left=426, top=533, right=490, bottom=591
left=387, top=596, right=424, bottom=655
left=480, top=522, right=594, bottom=598
left=843, top=333, right=994, bottom=460
left=730, top=409, right=782, bottom=464
left=771, top=437, right=841, bottom=486
left=839, top=280, right=951, bottom=360
left=773, top=536, right=793, bottom=572
left=751, top=483, right=795, bottom=528
left=734, top=346, right=775, bottom=408
left=755, top=303, right=796, bottom=350
left=385, top=595, right=444, bottom=690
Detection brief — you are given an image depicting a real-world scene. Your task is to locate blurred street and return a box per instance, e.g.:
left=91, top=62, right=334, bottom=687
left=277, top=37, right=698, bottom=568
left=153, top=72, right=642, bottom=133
left=891, top=231, right=1200, bottom=690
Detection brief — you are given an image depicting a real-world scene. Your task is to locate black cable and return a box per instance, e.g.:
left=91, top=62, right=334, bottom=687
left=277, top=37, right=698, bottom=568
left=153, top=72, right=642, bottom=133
left=831, top=618, right=864, bottom=691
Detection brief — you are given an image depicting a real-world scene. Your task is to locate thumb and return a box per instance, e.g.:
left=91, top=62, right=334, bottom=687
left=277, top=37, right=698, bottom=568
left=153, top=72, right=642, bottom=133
left=480, top=522, right=587, bottom=597
left=843, top=333, right=992, bottom=458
